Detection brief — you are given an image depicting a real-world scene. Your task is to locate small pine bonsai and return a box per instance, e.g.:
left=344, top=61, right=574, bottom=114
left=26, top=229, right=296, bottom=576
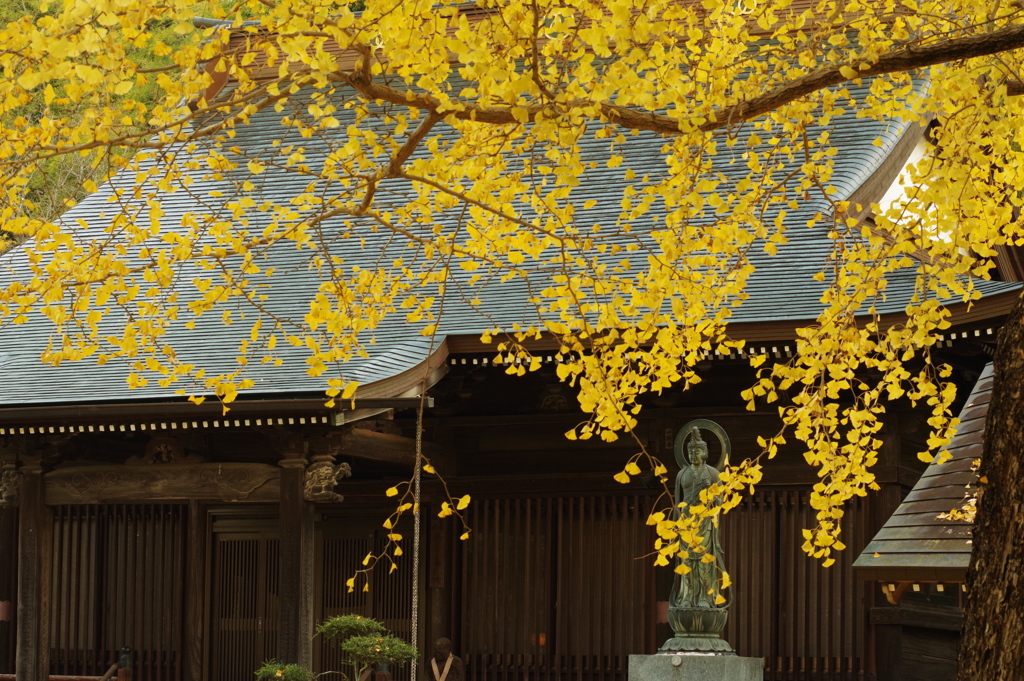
left=318, top=614, right=418, bottom=680
left=315, top=613, right=388, bottom=641
left=253, top=615, right=416, bottom=681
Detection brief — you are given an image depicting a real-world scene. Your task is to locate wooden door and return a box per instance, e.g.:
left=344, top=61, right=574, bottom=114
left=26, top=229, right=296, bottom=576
left=208, top=531, right=279, bottom=681
left=207, top=518, right=414, bottom=681
left=313, top=529, right=372, bottom=675
left=313, top=521, right=414, bottom=681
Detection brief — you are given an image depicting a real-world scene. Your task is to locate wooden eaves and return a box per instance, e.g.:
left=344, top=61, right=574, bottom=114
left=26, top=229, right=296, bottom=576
left=853, top=364, right=990, bottom=587
left=445, top=287, right=1019, bottom=354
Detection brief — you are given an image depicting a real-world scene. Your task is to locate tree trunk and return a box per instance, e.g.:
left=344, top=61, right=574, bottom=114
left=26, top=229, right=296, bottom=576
left=958, top=291, right=1024, bottom=679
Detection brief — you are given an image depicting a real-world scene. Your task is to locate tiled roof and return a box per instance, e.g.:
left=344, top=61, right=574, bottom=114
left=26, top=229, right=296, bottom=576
left=853, top=364, right=990, bottom=582
left=0, top=77, right=1015, bottom=407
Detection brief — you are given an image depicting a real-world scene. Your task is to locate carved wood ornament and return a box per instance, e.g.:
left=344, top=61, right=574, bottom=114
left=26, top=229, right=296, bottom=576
left=45, top=463, right=281, bottom=504
left=0, top=461, right=19, bottom=505
left=125, top=434, right=201, bottom=465
left=303, top=461, right=351, bottom=503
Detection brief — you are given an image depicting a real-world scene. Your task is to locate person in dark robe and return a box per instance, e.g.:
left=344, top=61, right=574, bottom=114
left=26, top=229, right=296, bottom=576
left=425, top=637, right=464, bottom=681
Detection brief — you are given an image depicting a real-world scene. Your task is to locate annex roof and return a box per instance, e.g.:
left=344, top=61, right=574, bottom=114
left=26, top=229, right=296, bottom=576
left=853, top=363, right=990, bottom=583
left=0, top=76, right=1016, bottom=412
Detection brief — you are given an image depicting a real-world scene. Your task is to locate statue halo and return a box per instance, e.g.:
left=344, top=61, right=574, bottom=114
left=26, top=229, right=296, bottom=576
left=674, top=419, right=731, bottom=470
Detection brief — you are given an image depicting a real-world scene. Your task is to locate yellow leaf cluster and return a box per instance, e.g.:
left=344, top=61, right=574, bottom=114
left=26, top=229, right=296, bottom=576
left=0, top=0, right=1019, bottom=569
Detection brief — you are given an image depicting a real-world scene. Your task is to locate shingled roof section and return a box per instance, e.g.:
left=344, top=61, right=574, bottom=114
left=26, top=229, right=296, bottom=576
left=854, top=364, right=991, bottom=583
left=0, top=75, right=1017, bottom=409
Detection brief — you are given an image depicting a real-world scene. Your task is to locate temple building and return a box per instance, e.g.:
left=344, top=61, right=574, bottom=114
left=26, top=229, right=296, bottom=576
left=0, top=26, right=1014, bottom=681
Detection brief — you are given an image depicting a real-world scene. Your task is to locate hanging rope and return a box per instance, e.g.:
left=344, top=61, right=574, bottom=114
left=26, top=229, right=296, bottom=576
left=410, top=383, right=426, bottom=681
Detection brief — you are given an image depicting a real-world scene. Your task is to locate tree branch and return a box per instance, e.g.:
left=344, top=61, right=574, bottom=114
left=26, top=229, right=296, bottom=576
left=386, top=111, right=442, bottom=176
left=333, top=22, right=1024, bottom=134
left=712, top=21, right=1024, bottom=128
left=333, top=68, right=685, bottom=133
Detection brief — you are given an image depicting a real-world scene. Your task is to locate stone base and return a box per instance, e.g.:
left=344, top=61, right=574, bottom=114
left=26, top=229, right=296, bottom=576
left=628, top=654, right=763, bottom=681
left=659, top=635, right=734, bottom=654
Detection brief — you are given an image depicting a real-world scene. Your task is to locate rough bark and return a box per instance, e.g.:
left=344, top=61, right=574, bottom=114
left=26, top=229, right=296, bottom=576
left=958, top=291, right=1024, bottom=680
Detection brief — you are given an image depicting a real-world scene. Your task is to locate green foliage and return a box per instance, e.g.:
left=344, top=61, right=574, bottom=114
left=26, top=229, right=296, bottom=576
left=254, top=660, right=314, bottom=681
left=256, top=616, right=414, bottom=680
left=340, top=635, right=419, bottom=669
left=316, top=613, right=388, bottom=641
left=316, top=615, right=417, bottom=671
left=0, top=0, right=45, bottom=29
left=0, top=0, right=235, bottom=226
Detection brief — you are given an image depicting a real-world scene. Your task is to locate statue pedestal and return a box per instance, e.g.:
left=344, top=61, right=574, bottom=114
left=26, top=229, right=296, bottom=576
left=628, top=654, right=763, bottom=681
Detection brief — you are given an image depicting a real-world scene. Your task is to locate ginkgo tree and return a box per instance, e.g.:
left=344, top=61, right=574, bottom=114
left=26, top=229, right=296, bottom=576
left=4, top=0, right=1024, bottom=677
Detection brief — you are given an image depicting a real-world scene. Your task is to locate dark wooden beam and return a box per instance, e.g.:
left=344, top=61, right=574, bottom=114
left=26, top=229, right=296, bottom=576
left=0, top=398, right=337, bottom=424
left=45, top=463, right=281, bottom=504
left=16, top=465, right=51, bottom=681
left=341, top=427, right=451, bottom=467
left=278, top=457, right=314, bottom=666
left=0, top=397, right=428, bottom=425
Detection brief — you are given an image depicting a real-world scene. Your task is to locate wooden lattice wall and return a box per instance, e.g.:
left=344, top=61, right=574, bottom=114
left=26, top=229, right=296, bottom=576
left=38, top=488, right=890, bottom=681
left=460, top=495, right=654, bottom=681
left=459, top=489, right=883, bottom=681
left=49, top=504, right=187, bottom=681
left=722, top=490, right=877, bottom=681
left=313, top=528, right=413, bottom=681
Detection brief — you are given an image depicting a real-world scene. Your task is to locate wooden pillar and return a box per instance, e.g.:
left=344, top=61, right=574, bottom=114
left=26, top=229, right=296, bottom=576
left=427, top=510, right=454, bottom=651
left=15, top=462, right=51, bottom=681
left=426, top=424, right=457, bottom=654
left=0, top=504, right=15, bottom=673
left=184, top=500, right=207, bottom=681
left=1, top=453, right=18, bottom=673
left=278, top=445, right=314, bottom=667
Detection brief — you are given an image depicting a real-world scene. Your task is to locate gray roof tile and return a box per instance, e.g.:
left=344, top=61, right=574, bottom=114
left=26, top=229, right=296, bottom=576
left=0, top=77, right=1014, bottom=406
